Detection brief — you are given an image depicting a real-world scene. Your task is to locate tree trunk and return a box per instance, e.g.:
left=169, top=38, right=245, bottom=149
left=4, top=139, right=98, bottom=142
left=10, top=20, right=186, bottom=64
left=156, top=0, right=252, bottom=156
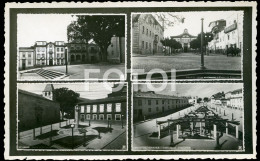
left=101, top=47, right=108, bottom=62
left=61, top=109, right=64, bottom=121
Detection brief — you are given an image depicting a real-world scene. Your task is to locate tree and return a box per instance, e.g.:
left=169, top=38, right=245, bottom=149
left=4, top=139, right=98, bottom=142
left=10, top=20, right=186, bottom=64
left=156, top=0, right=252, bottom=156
left=197, top=32, right=213, bottom=47
left=153, top=13, right=185, bottom=29
left=197, top=98, right=202, bottom=103
left=190, top=39, right=200, bottom=49
left=203, top=97, right=209, bottom=102
left=53, top=87, right=80, bottom=120
left=67, top=15, right=125, bottom=62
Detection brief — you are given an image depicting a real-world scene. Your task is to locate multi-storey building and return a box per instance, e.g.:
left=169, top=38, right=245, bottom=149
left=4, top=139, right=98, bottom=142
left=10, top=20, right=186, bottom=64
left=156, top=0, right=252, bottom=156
left=18, top=47, right=35, bottom=70
left=107, top=37, right=125, bottom=63
left=133, top=91, right=189, bottom=119
left=208, top=12, right=243, bottom=54
left=225, top=89, right=243, bottom=110
left=132, top=14, right=164, bottom=55
left=76, top=84, right=127, bottom=121
left=171, top=29, right=197, bottom=52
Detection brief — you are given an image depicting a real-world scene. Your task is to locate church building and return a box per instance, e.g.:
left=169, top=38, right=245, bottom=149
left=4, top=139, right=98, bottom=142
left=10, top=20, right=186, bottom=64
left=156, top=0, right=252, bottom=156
left=171, top=29, right=197, bottom=52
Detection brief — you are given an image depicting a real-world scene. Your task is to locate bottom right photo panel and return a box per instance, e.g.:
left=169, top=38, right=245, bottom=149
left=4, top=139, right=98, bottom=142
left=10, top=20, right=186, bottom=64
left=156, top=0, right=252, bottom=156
left=132, top=83, right=244, bottom=151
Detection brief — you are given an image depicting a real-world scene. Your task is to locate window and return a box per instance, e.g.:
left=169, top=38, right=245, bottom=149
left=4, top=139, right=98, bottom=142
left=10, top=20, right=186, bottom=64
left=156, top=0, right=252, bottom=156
left=80, top=105, right=85, bottom=113
left=93, top=114, right=97, bottom=120
left=28, top=53, right=31, bottom=58
left=99, top=114, right=104, bottom=120
left=107, top=104, right=112, bottom=112
left=115, top=114, right=121, bottom=121
left=156, top=100, right=159, bottom=105
left=22, top=53, right=25, bottom=58
left=138, top=100, right=142, bottom=106
left=162, top=100, right=165, bottom=104
left=146, top=42, right=148, bottom=49
left=86, top=114, right=91, bottom=120
left=146, top=29, right=148, bottom=35
left=150, top=31, right=151, bottom=36
left=99, top=104, right=104, bottom=113
left=61, top=54, right=63, bottom=58
left=107, top=114, right=112, bottom=120
left=28, top=60, right=31, bottom=65
left=142, top=26, right=145, bottom=33
left=61, top=48, right=64, bottom=52
left=87, top=105, right=91, bottom=113
left=57, top=48, right=60, bottom=52
left=92, top=105, right=97, bottom=113
left=148, top=100, right=151, bottom=105
left=142, top=41, right=144, bottom=49
left=57, top=54, right=60, bottom=58
left=115, top=103, right=121, bottom=112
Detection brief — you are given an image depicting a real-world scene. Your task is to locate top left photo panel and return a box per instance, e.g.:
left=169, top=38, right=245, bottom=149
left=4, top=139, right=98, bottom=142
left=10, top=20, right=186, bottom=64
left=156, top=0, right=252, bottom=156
left=17, top=14, right=126, bottom=81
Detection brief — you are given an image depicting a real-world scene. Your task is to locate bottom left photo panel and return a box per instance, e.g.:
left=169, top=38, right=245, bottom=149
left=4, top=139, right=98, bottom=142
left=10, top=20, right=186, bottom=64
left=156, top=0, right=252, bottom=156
left=17, top=82, right=128, bottom=151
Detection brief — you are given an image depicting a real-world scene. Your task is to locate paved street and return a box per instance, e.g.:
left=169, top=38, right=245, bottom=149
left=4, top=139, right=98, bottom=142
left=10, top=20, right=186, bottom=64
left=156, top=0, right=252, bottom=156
left=133, top=103, right=243, bottom=150
left=19, top=63, right=125, bottom=80
left=132, top=52, right=241, bottom=72
left=18, top=119, right=127, bottom=150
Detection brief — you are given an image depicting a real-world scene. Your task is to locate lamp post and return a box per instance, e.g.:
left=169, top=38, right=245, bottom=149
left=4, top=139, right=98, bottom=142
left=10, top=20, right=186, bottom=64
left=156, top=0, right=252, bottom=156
left=121, top=114, right=124, bottom=129
left=71, top=124, right=75, bottom=149
left=200, top=18, right=206, bottom=70
left=75, top=105, right=80, bottom=129
left=65, top=47, right=68, bottom=75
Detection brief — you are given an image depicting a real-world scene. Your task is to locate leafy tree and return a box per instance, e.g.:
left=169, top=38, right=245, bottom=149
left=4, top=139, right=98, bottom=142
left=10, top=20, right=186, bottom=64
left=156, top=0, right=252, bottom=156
left=190, top=39, right=200, bottom=49
left=197, top=98, right=202, bottom=103
left=203, top=97, right=209, bottom=102
left=67, top=15, right=125, bottom=62
left=153, top=13, right=185, bottom=29
left=53, top=87, right=80, bottom=120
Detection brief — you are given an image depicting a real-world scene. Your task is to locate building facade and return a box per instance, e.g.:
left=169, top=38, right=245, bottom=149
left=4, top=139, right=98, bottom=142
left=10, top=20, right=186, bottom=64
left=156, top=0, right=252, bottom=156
left=132, top=14, right=164, bottom=55
left=208, top=12, right=243, bottom=55
left=18, top=47, right=35, bottom=70
left=133, top=91, right=189, bottom=119
left=77, top=84, right=127, bottom=121
left=171, top=29, right=197, bottom=52
left=107, top=37, right=125, bottom=63
left=18, top=84, right=60, bottom=132
left=225, top=89, right=243, bottom=110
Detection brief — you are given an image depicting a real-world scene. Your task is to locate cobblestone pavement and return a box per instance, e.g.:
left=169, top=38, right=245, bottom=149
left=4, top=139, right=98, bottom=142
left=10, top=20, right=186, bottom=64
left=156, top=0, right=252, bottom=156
left=132, top=52, right=241, bottom=72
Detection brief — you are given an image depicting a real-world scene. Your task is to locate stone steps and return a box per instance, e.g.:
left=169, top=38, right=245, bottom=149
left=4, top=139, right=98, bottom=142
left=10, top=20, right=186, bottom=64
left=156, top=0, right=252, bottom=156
left=36, top=69, right=66, bottom=79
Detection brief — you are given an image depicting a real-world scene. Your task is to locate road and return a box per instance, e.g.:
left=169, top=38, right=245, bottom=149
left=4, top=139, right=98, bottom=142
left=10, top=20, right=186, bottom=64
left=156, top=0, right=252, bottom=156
left=132, top=52, right=241, bottom=72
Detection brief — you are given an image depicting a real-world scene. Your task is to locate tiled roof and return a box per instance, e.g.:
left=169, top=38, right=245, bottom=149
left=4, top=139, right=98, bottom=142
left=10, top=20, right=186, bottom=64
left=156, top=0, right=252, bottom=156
left=78, top=96, right=126, bottom=105
left=18, top=89, right=57, bottom=103
left=133, top=91, right=186, bottom=100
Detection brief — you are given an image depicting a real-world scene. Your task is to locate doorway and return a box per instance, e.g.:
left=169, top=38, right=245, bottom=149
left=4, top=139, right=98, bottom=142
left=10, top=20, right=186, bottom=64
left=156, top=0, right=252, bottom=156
left=22, top=60, right=26, bottom=70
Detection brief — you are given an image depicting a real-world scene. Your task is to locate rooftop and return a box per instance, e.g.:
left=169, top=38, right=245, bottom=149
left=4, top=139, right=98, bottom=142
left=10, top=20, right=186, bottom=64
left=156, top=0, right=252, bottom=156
left=43, top=84, right=55, bottom=92
left=78, top=96, right=126, bottom=105
left=18, top=89, right=57, bottom=103
left=134, top=91, right=186, bottom=100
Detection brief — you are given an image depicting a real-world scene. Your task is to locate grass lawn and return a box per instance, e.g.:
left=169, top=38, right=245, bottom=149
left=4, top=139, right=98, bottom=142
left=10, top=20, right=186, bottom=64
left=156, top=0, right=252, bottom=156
left=132, top=53, right=241, bottom=72
left=35, top=130, right=59, bottom=140
left=53, top=135, right=97, bottom=149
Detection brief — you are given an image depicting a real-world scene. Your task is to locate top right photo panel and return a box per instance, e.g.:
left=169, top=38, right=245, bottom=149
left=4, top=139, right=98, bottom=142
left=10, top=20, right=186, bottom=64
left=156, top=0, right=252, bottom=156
left=131, top=11, right=244, bottom=80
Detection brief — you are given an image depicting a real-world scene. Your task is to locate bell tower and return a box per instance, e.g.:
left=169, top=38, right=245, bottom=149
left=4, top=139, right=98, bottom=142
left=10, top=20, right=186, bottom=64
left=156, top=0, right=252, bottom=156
left=42, top=84, right=55, bottom=101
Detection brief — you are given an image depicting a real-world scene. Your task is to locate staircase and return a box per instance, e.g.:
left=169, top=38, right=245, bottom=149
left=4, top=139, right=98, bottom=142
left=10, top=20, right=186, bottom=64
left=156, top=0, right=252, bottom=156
left=36, top=69, right=67, bottom=79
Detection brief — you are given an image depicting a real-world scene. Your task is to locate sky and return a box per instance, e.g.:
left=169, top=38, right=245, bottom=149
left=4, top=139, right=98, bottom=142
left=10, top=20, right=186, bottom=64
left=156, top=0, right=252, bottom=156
left=18, top=83, right=114, bottom=100
left=135, top=83, right=243, bottom=98
left=17, top=11, right=243, bottom=47
left=158, top=11, right=243, bottom=37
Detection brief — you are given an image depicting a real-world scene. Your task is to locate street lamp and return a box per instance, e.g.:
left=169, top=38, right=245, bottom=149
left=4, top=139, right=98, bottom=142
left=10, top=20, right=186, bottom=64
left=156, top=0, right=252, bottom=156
left=65, top=47, right=68, bottom=75
left=75, top=105, right=80, bottom=129
left=200, top=18, right=206, bottom=70
left=71, top=124, right=75, bottom=149
left=121, top=114, right=124, bottom=129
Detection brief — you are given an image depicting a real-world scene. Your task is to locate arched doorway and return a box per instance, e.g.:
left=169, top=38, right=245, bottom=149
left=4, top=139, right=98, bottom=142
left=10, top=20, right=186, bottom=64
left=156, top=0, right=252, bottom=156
left=71, top=55, right=75, bottom=62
